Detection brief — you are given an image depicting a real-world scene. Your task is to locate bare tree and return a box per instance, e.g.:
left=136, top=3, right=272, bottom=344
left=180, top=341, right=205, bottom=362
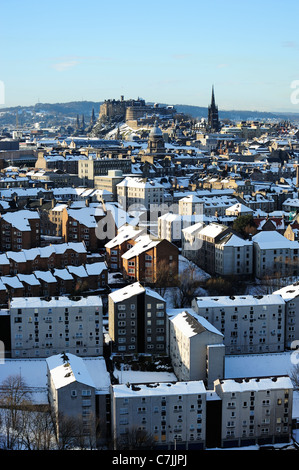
left=114, top=426, right=155, bottom=450
left=155, top=258, right=179, bottom=296
left=289, top=363, right=299, bottom=391
left=52, top=413, right=79, bottom=450
left=0, top=374, right=32, bottom=449
left=21, top=405, right=56, bottom=450
left=172, top=264, right=205, bottom=308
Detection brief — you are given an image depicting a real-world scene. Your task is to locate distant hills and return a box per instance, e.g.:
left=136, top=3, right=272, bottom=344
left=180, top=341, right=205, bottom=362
left=1, top=100, right=299, bottom=123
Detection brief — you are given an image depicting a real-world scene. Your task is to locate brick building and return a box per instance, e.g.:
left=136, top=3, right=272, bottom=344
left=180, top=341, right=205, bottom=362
left=0, top=210, right=40, bottom=251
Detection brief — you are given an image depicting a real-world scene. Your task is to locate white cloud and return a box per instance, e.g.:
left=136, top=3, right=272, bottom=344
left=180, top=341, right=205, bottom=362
left=52, top=60, right=79, bottom=72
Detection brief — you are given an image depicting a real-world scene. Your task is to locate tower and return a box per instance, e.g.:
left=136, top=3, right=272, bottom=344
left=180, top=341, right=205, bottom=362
left=208, top=85, right=220, bottom=132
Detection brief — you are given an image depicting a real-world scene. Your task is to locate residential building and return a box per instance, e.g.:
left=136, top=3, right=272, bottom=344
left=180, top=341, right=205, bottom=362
left=169, top=310, right=225, bottom=388
left=273, top=282, right=299, bottom=349
left=284, top=220, right=299, bottom=241
left=181, top=222, right=205, bottom=263
left=192, top=223, right=230, bottom=275
left=214, top=232, right=253, bottom=276
left=105, top=224, right=146, bottom=271
left=61, top=206, right=106, bottom=250
left=9, top=295, right=103, bottom=358
left=108, top=281, right=167, bottom=354
left=0, top=210, right=41, bottom=251
left=252, top=230, right=299, bottom=279
left=47, top=353, right=110, bottom=446
left=121, top=235, right=179, bottom=284
left=178, top=195, right=204, bottom=216
left=158, top=213, right=203, bottom=245
left=110, top=380, right=207, bottom=450
left=191, top=294, right=286, bottom=354
left=213, top=376, right=293, bottom=448
left=117, top=177, right=164, bottom=212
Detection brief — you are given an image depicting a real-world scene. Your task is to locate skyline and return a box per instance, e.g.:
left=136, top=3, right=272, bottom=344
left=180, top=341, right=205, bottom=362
left=1, top=0, right=299, bottom=112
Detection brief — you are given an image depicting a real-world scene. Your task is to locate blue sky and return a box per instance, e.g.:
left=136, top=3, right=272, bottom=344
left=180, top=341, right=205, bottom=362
left=1, top=0, right=299, bottom=112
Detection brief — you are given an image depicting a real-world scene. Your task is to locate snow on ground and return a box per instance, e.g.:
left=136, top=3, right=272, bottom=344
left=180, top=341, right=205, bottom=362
left=0, top=356, right=110, bottom=403
left=225, top=350, right=295, bottom=379
left=179, top=255, right=211, bottom=281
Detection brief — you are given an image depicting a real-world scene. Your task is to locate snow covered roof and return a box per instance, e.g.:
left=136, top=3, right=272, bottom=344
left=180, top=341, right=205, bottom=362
left=67, top=207, right=104, bottom=228
left=121, top=235, right=160, bottom=260
left=10, top=295, right=102, bottom=310
left=109, top=281, right=146, bottom=303
left=182, top=221, right=204, bottom=235
left=226, top=202, right=253, bottom=213
left=85, top=262, right=107, bottom=276
left=194, top=294, right=285, bottom=309
left=105, top=224, right=144, bottom=249
left=53, top=268, right=74, bottom=281
left=216, top=376, right=293, bottom=393
left=2, top=210, right=39, bottom=232
left=66, top=265, right=88, bottom=278
left=217, top=232, right=253, bottom=247
left=112, top=380, right=206, bottom=398
left=197, top=223, right=228, bottom=239
left=33, top=271, right=57, bottom=283
left=273, top=282, right=299, bottom=301
left=179, top=194, right=202, bottom=203
left=1, top=276, right=23, bottom=289
left=17, top=274, right=41, bottom=286
left=252, top=230, right=299, bottom=249
left=117, top=177, right=163, bottom=189
left=171, top=311, right=223, bottom=338
left=109, top=281, right=165, bottom=303
left=46, top=353, right=96, bottom=390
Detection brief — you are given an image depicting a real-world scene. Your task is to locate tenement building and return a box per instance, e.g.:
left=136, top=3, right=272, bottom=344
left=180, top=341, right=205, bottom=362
left=191, top=294, right=286, bottom=354
left=9, top=296, right=103, bottom=358
left=110, top=375, right=293, bottom=449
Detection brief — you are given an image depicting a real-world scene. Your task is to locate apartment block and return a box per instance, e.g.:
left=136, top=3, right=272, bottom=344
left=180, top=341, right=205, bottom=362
left=0, top=210, right=41, bottom=251
left=178, top=195, right=203, bottom=216
left=117, top=177, right=164, bottom=212
left=110, top=375, right=293, bottom=450
left=121, top=235, right=179, bottom=284
left=9, top=295, right=103, bottom=358
left=215, top=232, right=253, bottom=276
left=158, top=213, right=203, bottom=245
left=274, top=282, right=299, bottom=349
left=213, top=376, right=293, bottom=448
left=191, top=222, right=230, bottom=275
left=105, top=224, right=146, bottom=271
left=169, top=310, right=225, bottom=389
left=191, top=294, right=286, bottom=354
left=252, top=231, right=299, bottom=279
left=62, top=206, right=106, bottom=250
left=110, top=381, right=207, bottom=450
left=47, top=353, right=110, bottom=446
left=108, top=282, right=167, bottom=354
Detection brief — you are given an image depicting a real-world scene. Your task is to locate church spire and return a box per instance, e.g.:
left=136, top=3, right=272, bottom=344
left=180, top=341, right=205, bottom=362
left=208, top=85, right=220, bottom=132
left=211, top=85, right=215, bottom=106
